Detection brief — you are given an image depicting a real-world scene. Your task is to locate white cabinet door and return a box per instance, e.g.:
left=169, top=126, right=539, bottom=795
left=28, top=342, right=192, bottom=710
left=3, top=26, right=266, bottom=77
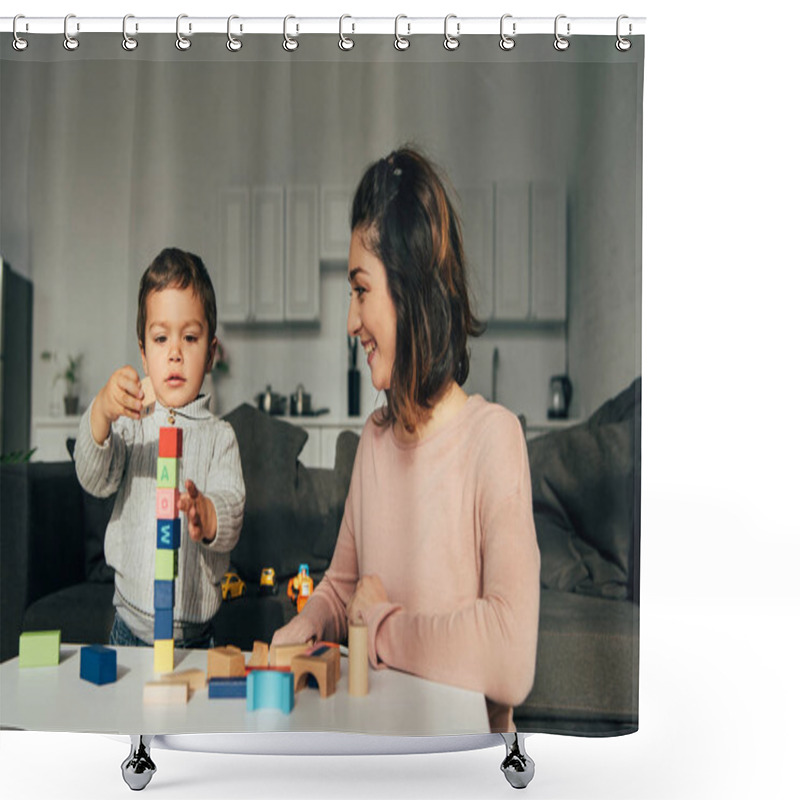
left=297, top=427, right=322, bottom=468
left=531, top=182, right=567, bottom=322
left=285, top=186, right=320, bottom=322
left=252, top=186, right=285, bottom=322
left=494, top=183, right=531, bottom=321
left=320, top=185, right=353, bottom=261
left=218, top=188, right=250, bottom=323
left=457, top=185, right=495, bottom=322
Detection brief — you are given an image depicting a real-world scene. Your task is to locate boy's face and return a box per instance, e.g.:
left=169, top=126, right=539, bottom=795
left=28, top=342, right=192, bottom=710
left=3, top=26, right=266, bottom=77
left=139, top=285, right=215, bottom=409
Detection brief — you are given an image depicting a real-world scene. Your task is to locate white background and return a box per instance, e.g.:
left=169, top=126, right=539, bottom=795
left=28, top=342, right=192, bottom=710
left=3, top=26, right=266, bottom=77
left=2, top=1, right=798, bottom=798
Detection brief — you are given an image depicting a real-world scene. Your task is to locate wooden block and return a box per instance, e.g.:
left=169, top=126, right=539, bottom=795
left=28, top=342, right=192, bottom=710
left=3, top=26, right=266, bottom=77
left=153, top=639, right=174, bottom=673
left=348, top=623, right=368, bottom=696
left=154, top=607, right=173, bottom=640
left=246, top=669, right=294, bottom=713
left=269, top=642, right=311, bottom=669
left=141, top=376, right=156, bottom=417
left=208, top=677, right=248, bottom=698
left=160, top=668, right=206, bottom=692
left=156, top=457, right=179, bottom=489
left=154, top=579, right=174, bottom=610
left=154, top=549, right=178, bottom=580
left=156, top=517, right=181, bottom=550
left=158, top=426, right=183, bottom=458
left=247, top=641, right=270, bottom=669
left=316, top=642, right=341, bottom=682
left=207, top=645, right=246, bottom=679
left=79, top=645, right=117, bottom=685
left=143, top=680, right=188, bottom=705
left=156, top=487, right=181, bottom=520
left=292, top=646, right=339, bottom=698
left=19, top=630, right=61, bottom=668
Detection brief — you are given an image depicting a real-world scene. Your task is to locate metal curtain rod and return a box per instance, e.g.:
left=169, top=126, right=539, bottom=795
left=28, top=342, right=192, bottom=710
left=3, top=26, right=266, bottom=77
left=1, top=15, right=646, bottom=37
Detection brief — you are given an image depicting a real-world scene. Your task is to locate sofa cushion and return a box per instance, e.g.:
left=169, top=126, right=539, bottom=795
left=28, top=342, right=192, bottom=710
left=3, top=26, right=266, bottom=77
left=515, top=588, right=639, bottom=735
left=223, top=404, right=328, bottom=582
left=23, top=582, right=115, bottom=645
left=528, top=378, right=640, bottom=600
left=83, top=492, right=115, bottom=583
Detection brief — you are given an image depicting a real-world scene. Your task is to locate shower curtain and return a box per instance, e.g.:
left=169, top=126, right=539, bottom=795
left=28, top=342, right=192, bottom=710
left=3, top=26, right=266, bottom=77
left=1, top=21, right=643, bottom=742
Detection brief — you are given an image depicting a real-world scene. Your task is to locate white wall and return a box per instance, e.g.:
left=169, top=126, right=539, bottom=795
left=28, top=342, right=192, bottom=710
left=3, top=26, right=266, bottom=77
left=1, top=40, right=639, bottom=430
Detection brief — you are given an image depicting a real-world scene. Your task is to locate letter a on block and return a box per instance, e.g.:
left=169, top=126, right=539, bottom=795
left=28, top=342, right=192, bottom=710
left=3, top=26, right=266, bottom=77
left=157, top=457, right=178, bottom=488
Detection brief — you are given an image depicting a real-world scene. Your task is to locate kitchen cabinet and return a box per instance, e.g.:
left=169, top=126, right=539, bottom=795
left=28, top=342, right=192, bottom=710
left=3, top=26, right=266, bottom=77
left=282, top=416, right=366, bottom=469
left=320, top=185, right=353, bottom=261
left=495, top=181, right=567, bottom=323
left=459, top=181, right=566, bottom=324
left=31, top=417, right=80, bottom=462
left=217, top=185, right=319, bottom=324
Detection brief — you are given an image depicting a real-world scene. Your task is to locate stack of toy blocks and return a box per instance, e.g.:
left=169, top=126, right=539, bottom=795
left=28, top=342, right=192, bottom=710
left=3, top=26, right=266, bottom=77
left=154, top=426, right=182, bottom=673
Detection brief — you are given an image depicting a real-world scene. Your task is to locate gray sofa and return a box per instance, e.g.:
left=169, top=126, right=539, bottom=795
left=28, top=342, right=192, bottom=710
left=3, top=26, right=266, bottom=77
left=0, top=378, right=640, bottom=736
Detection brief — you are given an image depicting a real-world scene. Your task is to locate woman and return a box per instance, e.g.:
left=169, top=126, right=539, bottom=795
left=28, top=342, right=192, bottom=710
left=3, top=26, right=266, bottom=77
left=272, top=147, right=540, bottom=733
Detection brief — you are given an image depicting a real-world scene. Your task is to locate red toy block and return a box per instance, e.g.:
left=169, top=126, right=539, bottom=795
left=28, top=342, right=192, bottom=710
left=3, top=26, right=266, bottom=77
left=159, top=427, right=183, bottom=458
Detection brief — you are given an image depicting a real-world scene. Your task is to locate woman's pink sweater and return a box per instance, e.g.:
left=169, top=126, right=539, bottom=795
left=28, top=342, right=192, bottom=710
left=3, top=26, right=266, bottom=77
left=299, top=395, right=540, bottom=732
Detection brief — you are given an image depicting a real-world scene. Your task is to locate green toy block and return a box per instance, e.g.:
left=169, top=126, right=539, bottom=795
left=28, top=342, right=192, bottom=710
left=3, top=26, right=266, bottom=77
left=155, top=548, right=179, bottom=580
left=19, top=630, right=61, bottom=667
left=156, top=457, right=179, bottom=489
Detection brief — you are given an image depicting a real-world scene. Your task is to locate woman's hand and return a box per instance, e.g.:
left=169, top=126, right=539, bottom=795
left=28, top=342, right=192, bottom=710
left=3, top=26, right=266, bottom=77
left=271, top=616, right=318, bottom=648
left=346, top=574, right=389, bottom=625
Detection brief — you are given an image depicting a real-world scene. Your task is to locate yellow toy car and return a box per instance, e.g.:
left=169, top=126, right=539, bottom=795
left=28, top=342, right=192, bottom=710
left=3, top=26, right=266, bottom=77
left=221, top=571, right=245, bottom=600
left=259, top=567, right=278, bottom=596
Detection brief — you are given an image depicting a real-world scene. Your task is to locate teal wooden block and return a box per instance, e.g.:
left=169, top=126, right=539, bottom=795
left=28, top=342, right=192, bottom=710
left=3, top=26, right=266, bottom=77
left=19, top=630, right=61, bottom=667
left=247, top=670, right=294, bottom=713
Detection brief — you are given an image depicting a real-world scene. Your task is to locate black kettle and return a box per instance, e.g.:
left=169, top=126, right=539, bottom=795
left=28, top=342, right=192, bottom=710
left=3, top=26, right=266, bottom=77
left=547, top=375, right=572, bottom=419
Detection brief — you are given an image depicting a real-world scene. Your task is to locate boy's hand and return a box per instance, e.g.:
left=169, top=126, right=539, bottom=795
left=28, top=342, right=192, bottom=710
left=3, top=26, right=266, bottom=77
left=179, top=480, right=217, bottom=544
left=90, top=365, right=143, bottom=444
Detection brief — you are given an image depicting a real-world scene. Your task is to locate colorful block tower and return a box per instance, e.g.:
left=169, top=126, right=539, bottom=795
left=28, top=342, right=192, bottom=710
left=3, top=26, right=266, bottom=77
left=154, top=425, right=182, bottom=672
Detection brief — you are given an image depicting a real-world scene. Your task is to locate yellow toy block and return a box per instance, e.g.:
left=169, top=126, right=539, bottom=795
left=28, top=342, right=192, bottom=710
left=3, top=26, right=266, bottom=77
left=19, top=630, right=61, bottom=668
left=143, top=680, right=188, bottom=705
left=153, top=639, right=174, bottom=673
left=155, top=549, right=179, bottom=580
left=156, top=457, right=178, bottom=488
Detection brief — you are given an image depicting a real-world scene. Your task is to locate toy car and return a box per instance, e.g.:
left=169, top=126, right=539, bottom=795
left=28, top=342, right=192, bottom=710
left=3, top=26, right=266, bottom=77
left=259, top=567, right=278, bottom=596
left=221, top=572, right=245, bottom=600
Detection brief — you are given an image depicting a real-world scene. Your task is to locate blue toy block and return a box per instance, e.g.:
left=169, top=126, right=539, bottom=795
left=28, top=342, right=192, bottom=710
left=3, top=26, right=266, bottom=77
left=208, top=677, right=248, bottom=698
left=156, top=518, right=181, bottom=550
left=154, top=580, right=174, bottom=610
left=154, top=607, right=173, bottom=640
left=79, top=645, right=117, bottom=685
left=247, top=669, right=294, bottom=713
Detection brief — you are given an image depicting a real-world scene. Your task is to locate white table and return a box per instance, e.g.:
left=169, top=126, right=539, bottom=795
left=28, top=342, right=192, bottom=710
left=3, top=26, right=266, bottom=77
left=0, top=644, right=490, bottom=737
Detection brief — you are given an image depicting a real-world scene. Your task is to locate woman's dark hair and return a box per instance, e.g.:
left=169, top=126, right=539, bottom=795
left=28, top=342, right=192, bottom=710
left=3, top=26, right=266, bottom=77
left=137, top=247, right=217, bottom=364
left=351, top=147, right=484, bottom=432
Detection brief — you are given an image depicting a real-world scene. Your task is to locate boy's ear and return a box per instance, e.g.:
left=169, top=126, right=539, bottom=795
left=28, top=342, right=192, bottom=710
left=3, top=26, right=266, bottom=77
left=206, top=337, right=218, bottom=374
left=139, top=343, right=149, bottom=376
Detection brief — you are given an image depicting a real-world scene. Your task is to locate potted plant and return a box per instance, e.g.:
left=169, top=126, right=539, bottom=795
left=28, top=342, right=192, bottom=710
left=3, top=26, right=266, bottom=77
left=41, top=351, right=83, bottom=416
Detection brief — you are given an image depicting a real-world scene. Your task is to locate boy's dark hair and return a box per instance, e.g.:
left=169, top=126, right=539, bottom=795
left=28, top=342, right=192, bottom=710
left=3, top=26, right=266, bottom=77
left=137, top=248, right=217, bottom=361
left=351, top=147, right=484, bottom=433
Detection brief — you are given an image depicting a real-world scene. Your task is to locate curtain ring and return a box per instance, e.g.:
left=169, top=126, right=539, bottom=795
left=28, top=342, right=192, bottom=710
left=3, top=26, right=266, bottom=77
left=394, top=15, right=410, bottom=51
left=616, top=14, right=632, bottom=51
left=227, top=15, right=243, bottom=52
left=283, top=15, right=299, bottom=51
left=122, top=14, right=138, bottom=51
left=176, top=14, right=191, bottom=51
left=553, top=14, right=570, bottom=51
left=443, top=14, right=460, bottom=51
left=339, top=14, right=354, bottom=51
left=12, top=15, right=28, bottom=51
left=63, top=14, right=79, bottom=51
left=499, top=14, right=515, bottom=51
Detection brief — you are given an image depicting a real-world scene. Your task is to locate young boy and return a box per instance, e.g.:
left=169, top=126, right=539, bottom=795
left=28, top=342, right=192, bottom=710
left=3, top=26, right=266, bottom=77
left=75, top=247, right=245, bottom=648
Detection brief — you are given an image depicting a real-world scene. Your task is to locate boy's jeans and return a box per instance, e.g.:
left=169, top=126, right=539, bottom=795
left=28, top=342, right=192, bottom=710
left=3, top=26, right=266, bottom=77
left=109, top=612, right=214, bottom=649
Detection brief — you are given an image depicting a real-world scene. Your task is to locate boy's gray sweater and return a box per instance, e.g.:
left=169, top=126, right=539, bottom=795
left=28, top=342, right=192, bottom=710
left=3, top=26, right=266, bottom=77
left=75, top=394, right=245, bottom=643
